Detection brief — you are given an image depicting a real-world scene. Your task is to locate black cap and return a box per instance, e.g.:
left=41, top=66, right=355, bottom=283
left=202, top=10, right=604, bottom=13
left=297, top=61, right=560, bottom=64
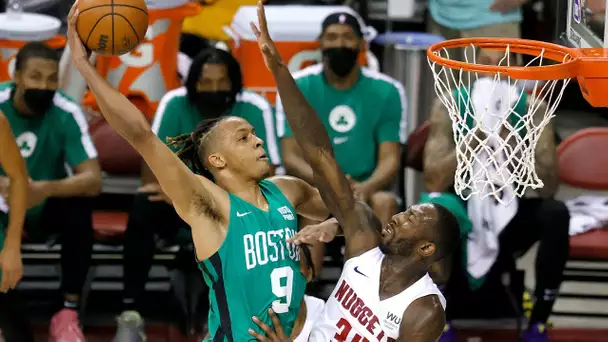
left=321, top=12, right=363, bottom=38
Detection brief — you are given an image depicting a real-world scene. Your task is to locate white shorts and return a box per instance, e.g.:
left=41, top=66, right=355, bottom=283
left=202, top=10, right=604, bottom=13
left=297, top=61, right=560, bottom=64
left=293, top=295, right=325, bottom=342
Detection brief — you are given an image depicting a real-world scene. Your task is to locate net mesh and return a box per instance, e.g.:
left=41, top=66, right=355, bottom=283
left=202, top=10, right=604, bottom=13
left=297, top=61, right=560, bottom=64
left=428, top=44, right=572, bottom=204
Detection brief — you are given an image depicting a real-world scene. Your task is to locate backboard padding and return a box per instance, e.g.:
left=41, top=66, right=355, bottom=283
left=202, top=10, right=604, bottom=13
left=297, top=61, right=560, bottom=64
left=566, top=0, right=608, bottom=48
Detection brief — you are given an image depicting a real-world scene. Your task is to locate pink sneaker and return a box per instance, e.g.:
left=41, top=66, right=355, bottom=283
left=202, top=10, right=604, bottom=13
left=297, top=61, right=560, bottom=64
left=49, top=309, right=86, bottom=342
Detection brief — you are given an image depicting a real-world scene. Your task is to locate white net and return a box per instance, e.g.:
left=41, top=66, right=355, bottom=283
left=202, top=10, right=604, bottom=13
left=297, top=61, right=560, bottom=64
left=428, top=44, right=573, bottom=204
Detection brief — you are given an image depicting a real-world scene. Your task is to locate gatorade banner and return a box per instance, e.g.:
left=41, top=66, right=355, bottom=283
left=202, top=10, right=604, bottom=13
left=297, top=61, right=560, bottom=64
left=0, top=35, right=66, bottom=82
left=83, top=3, right=200, bottom=119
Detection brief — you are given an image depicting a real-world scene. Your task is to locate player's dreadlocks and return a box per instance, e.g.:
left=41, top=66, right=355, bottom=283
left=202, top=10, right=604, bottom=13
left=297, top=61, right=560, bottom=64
left=166, top=117, right=225, bottom=180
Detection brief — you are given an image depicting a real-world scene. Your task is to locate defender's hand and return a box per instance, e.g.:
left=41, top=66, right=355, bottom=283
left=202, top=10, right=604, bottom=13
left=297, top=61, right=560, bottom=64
left=249, top=309, right=293, bottom=342
left=250, top=0, right=284, bottom=71
left=66, top=0, right=90, bottom=65
left=289, top=218, right=339, bottom=245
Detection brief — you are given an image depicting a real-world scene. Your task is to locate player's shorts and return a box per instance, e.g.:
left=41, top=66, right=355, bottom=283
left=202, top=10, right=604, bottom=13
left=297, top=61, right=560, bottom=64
left=293, top=295, right=325, bottom=342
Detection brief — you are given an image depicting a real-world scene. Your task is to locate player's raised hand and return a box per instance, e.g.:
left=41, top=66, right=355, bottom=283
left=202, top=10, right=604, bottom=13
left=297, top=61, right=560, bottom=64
left=66, top=0, right=89, bottom=65
left=289, top=218, right=339, bottom=245
left=249, top=309, right=292, bottom=342
left=250, top=0, right=284, bottom=71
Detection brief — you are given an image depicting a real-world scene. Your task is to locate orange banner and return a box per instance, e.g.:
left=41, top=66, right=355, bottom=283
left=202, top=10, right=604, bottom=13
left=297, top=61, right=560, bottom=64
left=0, top=35, right=66, bottom=82
left=83, top=3, right=200, bottom=119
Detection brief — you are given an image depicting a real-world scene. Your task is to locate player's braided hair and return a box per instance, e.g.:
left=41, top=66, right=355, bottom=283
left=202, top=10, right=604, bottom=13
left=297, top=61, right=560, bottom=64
left=166, top=117, right=225, bottom=180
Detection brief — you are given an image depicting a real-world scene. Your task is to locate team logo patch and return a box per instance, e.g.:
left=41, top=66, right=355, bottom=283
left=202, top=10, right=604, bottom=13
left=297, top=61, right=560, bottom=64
left=277, top=206, right=295, bottom=221
left=16, top=131, right=38, bottom=158
left=329, top=105, right=356, bottom=133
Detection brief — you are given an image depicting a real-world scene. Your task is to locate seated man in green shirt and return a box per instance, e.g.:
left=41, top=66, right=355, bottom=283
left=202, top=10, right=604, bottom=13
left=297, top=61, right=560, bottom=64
left=115, top=47, right=281, bottom=340
left=0, top=109, right=32, bottom=342
left=0, top=42, right=101, bottom=342
left=277, top=13, right=405, bottom=229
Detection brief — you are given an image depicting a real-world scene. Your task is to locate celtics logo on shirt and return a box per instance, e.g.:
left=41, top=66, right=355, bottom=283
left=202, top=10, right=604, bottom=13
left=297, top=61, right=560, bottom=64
left=329, top=105, right=356, bottom=133
left=15, top=132, right=37, bottom=158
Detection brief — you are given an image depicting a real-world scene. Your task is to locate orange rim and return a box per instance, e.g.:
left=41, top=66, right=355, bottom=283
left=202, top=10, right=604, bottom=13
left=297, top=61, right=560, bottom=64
left=427, top=37, right=583, bottom=80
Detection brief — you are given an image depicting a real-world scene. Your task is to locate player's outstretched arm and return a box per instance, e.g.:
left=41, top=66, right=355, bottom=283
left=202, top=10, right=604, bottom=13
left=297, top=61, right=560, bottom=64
left=0, top=111, right=28, bottom=292
left=65, top=2, right=228, bottom=257
left=250, top=2, right=379, bottom=256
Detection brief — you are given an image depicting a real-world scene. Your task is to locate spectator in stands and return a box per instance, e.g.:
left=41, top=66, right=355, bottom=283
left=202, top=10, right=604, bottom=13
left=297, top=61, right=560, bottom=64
left=114, top=47, right=280, bottom=341
left=428, top=0, right=526, bottom=63
left=0, top=42, right=101, bottom=342
left=423, top=52, right=570, bottom=342
left=0, top=110, right=32, bottom=341
left=277, top=12, right=405, bottom=227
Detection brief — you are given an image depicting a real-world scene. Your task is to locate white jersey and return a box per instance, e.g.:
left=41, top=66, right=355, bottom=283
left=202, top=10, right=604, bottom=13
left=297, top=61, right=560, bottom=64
left=293, top=295, right=325, bottom=342
left=309, top=248, right=446, bottom=341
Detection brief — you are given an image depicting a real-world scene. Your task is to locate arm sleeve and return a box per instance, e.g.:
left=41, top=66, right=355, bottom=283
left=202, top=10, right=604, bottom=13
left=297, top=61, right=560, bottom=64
left=376, top=82, right=407, bottom=144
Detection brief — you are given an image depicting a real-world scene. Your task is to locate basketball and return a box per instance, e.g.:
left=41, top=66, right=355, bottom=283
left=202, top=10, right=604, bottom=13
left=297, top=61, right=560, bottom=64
left=76, top=0, right=149, bottom=56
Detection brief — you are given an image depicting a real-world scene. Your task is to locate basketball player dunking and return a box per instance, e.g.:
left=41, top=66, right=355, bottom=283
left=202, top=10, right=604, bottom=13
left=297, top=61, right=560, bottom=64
left=248, top=2, right=461, bottom=341
left=66, top=2, right=331, bottom=341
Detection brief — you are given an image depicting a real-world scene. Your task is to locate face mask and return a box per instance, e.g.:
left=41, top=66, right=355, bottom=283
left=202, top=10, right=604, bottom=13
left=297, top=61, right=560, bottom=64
left=322, top=47, right=359, bottom=78
left=195, top=91, right=234, bottom=116
left=23, top=89, right=56, bottom=115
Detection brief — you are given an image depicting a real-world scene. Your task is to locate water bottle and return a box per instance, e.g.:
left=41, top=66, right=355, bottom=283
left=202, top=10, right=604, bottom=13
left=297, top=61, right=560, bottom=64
left=6, top=0, right=24, bottom=19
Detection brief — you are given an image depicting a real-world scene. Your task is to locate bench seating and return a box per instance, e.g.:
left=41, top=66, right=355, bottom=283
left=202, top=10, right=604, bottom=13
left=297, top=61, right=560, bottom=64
left=555, top=128, right=608, bottom=319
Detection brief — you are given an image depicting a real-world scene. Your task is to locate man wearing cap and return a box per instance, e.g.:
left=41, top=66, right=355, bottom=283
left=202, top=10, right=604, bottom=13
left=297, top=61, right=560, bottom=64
left=277, top=12, right=406, bottom=232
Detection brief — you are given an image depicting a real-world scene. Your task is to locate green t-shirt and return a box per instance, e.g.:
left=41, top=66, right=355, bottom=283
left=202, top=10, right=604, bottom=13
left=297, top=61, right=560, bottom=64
left=200, top=180, right=306, bottom=341
left=0, top=82, right=98, bottom=225
left=276, top=65, right=406, bottom=182
left=152, top=87, right=281, bottom=165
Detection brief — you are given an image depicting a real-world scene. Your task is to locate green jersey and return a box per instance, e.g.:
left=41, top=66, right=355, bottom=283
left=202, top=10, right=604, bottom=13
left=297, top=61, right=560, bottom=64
left=277, top=65, right=406, bottom=182
left=152, top=87, right=281, bottom=165
left=199, top=180, right=306, bottom=341
left=0, top=82, right=97, bottom=224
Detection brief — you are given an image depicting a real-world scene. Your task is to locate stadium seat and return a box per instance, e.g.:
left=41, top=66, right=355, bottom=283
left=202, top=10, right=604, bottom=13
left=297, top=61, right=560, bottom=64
left=404, top=121, right=430, bottom=173
left=555, top=127, right=608, bottom=318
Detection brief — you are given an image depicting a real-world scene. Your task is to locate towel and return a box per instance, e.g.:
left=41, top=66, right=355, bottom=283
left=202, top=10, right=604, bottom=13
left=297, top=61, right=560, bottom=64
left=566, top=195, right=608, bottom=236
left=465, top=78, right=518, bottom=282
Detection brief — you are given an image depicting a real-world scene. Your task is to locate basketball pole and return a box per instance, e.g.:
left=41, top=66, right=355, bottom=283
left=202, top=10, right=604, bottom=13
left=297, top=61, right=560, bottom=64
left=604, top=0, right=608, bottom=47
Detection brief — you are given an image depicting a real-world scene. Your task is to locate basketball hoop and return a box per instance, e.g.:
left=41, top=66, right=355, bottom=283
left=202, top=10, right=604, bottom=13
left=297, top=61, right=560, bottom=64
left=427, top=37, right=608, bottom=204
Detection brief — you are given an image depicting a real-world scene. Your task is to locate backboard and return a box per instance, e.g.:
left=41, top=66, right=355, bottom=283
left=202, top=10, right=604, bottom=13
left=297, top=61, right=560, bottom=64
left=567, top=0, right=608, bottom=47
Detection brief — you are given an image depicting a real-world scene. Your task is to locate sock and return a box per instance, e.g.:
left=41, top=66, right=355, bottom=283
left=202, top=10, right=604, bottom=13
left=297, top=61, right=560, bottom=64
left=529, top=288, right=558, bottom=328
left=63, top=299, right=79, bottom=310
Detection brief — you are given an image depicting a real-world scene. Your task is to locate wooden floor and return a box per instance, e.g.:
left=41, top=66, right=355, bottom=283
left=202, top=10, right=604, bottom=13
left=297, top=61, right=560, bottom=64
left=30, top=325, right=608, bottom=342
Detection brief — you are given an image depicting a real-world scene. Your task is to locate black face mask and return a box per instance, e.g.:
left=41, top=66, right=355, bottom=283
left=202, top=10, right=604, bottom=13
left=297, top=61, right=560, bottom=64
left=322, top=47, right=359, bottom=78
left=23, top=88, right=56, bottom=115
left=195, top=91, right=234, bottom=116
